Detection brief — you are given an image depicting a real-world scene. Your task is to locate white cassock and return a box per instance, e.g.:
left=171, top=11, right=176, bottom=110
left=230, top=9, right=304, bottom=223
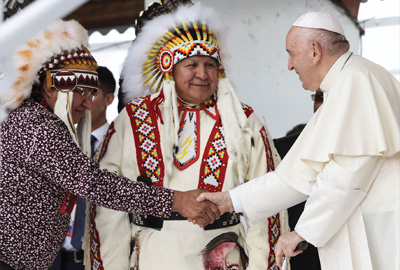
left=234, top=51, right=400, bottom=270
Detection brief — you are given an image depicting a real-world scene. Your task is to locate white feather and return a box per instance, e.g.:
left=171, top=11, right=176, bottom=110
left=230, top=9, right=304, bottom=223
left=217, top=78, right=250, bottom=183
left=162, top=80, right=176, bottom=177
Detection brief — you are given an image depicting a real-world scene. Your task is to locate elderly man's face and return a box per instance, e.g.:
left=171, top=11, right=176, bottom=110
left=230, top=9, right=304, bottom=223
left=173, top=56, right=219, bottom=104
left=44, top=85, right=95, bottom=124
left=70, top=87, right=96, bottom=124
left=286, top=27, right=320, bottom=91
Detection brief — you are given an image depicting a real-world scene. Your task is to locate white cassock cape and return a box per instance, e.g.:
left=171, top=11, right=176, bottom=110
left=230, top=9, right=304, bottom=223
left=235, top=51, right=400, bottom=270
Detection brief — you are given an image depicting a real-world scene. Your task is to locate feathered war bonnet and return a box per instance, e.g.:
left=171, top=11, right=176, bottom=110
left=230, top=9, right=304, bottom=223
left=120, top=2, right=251, bottom=182
left=1, top=19, right=98, bottom=156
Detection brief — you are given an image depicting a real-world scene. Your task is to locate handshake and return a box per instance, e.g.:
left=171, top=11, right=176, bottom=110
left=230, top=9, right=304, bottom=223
left=171, top=189, right=235, bottom=228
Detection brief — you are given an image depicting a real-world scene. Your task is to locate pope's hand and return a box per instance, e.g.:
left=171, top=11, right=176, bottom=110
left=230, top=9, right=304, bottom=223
left=172, top=189, right=220, bottom=228
left=196, top=191, right=234, bottom=215
left=275, top=231, right=306, bottom=269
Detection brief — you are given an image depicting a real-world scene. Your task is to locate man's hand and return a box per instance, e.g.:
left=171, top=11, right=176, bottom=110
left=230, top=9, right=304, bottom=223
left=172, top=189, right=220, bottom=228
left=196, top=191, right=234, bottom=214
left=275, top=231, right=306, bottom=269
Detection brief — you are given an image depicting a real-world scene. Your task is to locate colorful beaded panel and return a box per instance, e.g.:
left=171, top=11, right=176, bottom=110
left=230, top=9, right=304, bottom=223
left=241, top=102, right=254, bottom=118
left=127, top=96, right=165, bottom=187
left=260, top=126, right=275, bottom=173
left=98, top=122, right=116, bottom=162
left=89, top=204, right=104, bottom=270
left=198, top=120, right=229, bottom=192
left=173, top=42, right=221, bottom=64
left=142, top=22, right=225, bottom=93
left=268, top=214, right=281, bottom=270
left=200, top=96, right=218, bottom=119
left=160, top=50, right=174, bottom=73
left=260, top=126, right=280, bottom=270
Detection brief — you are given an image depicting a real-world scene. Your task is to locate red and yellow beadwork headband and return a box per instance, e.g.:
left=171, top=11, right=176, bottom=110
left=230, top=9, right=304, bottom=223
left=142, top=22, right=226, bottom=92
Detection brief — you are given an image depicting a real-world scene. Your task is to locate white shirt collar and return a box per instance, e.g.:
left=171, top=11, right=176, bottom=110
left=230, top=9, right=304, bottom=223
left=92, top=122, right=109, bottom=142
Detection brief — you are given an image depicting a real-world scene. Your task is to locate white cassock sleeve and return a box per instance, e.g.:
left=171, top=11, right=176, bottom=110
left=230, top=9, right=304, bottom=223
left=233, top=172, right=307, bottom=226
left=295, top=155, right=384, bottom=247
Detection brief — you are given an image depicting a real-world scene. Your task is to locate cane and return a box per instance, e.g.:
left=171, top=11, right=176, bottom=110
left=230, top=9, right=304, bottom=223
left=282, top=240, right=308, bottom=270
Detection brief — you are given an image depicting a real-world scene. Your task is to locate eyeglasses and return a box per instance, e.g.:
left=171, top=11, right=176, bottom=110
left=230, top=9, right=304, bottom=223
left=74, top=86, right=98, bottom=101
left=311, top=91, right=324, bottom=103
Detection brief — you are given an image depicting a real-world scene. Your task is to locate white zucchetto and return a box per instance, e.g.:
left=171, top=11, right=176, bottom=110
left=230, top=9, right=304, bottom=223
left=292, top=11, right=346, bottom=36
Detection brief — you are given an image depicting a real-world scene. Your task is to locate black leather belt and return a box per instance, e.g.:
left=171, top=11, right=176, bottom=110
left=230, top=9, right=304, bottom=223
left=130, top=211, right=241, bottom=230
left=62, top=250, right=84, bottom=263
left=203, top=212, right=242, bottom=230
left=131, top=176, right=241, bottom=230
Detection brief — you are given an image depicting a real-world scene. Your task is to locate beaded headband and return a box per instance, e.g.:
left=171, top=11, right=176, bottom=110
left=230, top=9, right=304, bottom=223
left=39, top=46, right=98, bottom=91
left=121, top=3, right=228, bottom=102
left=49, top=69, right=98, bottom=92
left=143, top=22, right=225, bottom=93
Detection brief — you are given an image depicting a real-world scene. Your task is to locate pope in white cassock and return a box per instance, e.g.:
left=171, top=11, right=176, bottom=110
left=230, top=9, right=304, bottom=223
left=198, top=11, right=400, bottom=270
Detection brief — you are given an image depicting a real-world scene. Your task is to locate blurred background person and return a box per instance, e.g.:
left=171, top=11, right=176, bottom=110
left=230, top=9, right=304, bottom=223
left=91, top=66, right=116, bottom=157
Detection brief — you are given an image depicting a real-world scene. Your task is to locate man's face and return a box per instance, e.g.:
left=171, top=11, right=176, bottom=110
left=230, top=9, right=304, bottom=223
left=90, top=84, right=110, bottom=123
left=71, top=87, right=96, bottom=124
left=286, top=27, right=320, bottom=91
left=43, top=70, right=97, bottom=124
left=173, top=56, right=219, bottom=104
